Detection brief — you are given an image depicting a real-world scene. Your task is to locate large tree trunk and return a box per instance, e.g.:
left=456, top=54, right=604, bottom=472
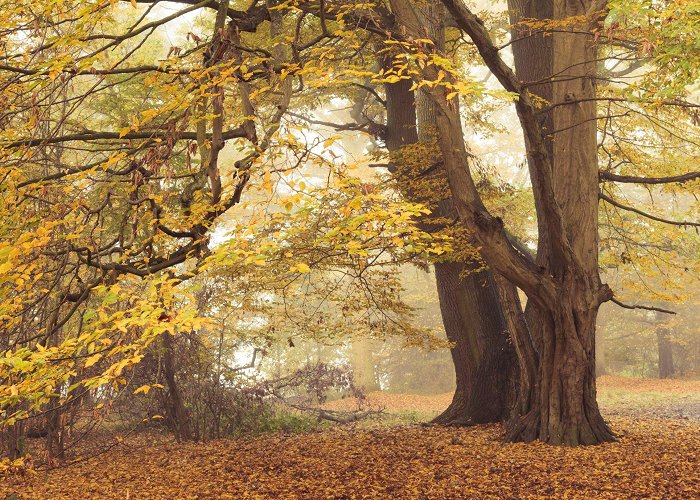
left=382, top=5, right=517, bottom=425
left=502, top=0, right=614, bottom=444
left=506, top=280, right=612, bottom=445
left=404, top=0, right=617, bottom=444
left=431, top=261, right=517, bottom=424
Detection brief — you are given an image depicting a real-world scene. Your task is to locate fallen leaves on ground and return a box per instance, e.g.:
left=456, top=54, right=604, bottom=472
left=4, top=377, right=700, bottom=498
left=3, top=417, right=699, bottom=499
left=324, top=391, right=453, bottom=414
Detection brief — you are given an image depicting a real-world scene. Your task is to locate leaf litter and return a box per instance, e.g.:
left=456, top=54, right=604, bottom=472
left=3, top=376, right=700, bottom=499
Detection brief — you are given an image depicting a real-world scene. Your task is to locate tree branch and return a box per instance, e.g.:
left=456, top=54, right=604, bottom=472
left=611, top=298, right=676, bottom=315
left=4, top=128, right=247, bottom=149
left=599, top=192, right=700, bottom=228
left=599, top=170, right=700, bottom=185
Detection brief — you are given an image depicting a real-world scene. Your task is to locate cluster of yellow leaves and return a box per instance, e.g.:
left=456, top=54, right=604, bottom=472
left=0, top=278, right=207, bottom=425
left=0, top=455, right=33, bottom=477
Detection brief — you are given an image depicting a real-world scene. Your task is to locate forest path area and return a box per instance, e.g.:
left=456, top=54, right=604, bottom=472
left=4, top=377, right=700, bottom=499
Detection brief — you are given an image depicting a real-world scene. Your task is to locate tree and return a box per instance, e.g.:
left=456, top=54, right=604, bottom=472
left=411, top=0, right=699, bottom=443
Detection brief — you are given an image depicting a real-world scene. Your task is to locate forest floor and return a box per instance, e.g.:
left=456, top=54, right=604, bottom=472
left=3, top=376, right=700, bottom=499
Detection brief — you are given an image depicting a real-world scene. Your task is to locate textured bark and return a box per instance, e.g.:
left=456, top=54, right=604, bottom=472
left=384, top=77, right=418, bottom=151
left=508, top=0, right=554, bottom=353
left=383, top=2, right=517, bottom=425
left=509, top=0, right=612, bottom=444
left=431, top=262, right=516, bottom=425
left=510, top=0, right=612, bottom=445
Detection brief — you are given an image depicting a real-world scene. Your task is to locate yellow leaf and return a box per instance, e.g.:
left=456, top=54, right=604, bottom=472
left=134, top=384, right=151, bottom=395
left=262, top=171, right=272, bottom=194
left=84, top=353, right=102, bottom=368
left=291, top=263, right=311, bottom=273
left=140, top=108, right=159, bottom=123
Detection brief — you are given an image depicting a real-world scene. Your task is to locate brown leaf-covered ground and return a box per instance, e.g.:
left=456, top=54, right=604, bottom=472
left=3, top=377, right=700, bottom=499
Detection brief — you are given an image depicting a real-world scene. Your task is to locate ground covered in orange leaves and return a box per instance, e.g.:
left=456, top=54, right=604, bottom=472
left=3, top=376, right=700, bottom=499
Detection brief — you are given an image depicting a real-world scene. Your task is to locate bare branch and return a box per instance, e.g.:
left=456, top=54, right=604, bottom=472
left=599, top=192, right=700, bottom=228
left=4, top=128, right=247, bottom=149
left=599, top=170, right=700, bottom=185
left=611, top=298, right=676, bottom=315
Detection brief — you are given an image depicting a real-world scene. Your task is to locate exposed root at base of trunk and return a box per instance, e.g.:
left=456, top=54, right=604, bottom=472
left=431, top=396, right=470, bottom=426
left=505, top=409, right=617, bottom=446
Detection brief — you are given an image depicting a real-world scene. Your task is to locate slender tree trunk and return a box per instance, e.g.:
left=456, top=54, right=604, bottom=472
left=46, top=400, right=65, bottom=460
left=656, top=328, right=674, bottom=379
left=162, top=333, right=193, bottom=441
left=508, top=0, right=555, bottom=354
left=596, top=331, right=608, bottom=376
left=655, top=310, right=675, bottom=378
left=349, top=338, right=380, bottom=392
left=5, top=418, right=26, bottom=460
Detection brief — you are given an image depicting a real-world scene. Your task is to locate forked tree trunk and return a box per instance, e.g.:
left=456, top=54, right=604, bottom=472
left=501, top=0, right=614, bottom=444
left=403, top=0, right=617, bottom=444
left=506, top=279, right=612, bottom=445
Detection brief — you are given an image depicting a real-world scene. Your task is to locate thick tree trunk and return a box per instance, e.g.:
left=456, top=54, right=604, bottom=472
left=502, top=0, right=614, bottom=444
left=506, top=281, right=612, bottom=445
left=406, top=0, right=616, bottom=444
left=381, top=5, right=517, bottom=425
left=431, top=262, right=516, bottom=424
